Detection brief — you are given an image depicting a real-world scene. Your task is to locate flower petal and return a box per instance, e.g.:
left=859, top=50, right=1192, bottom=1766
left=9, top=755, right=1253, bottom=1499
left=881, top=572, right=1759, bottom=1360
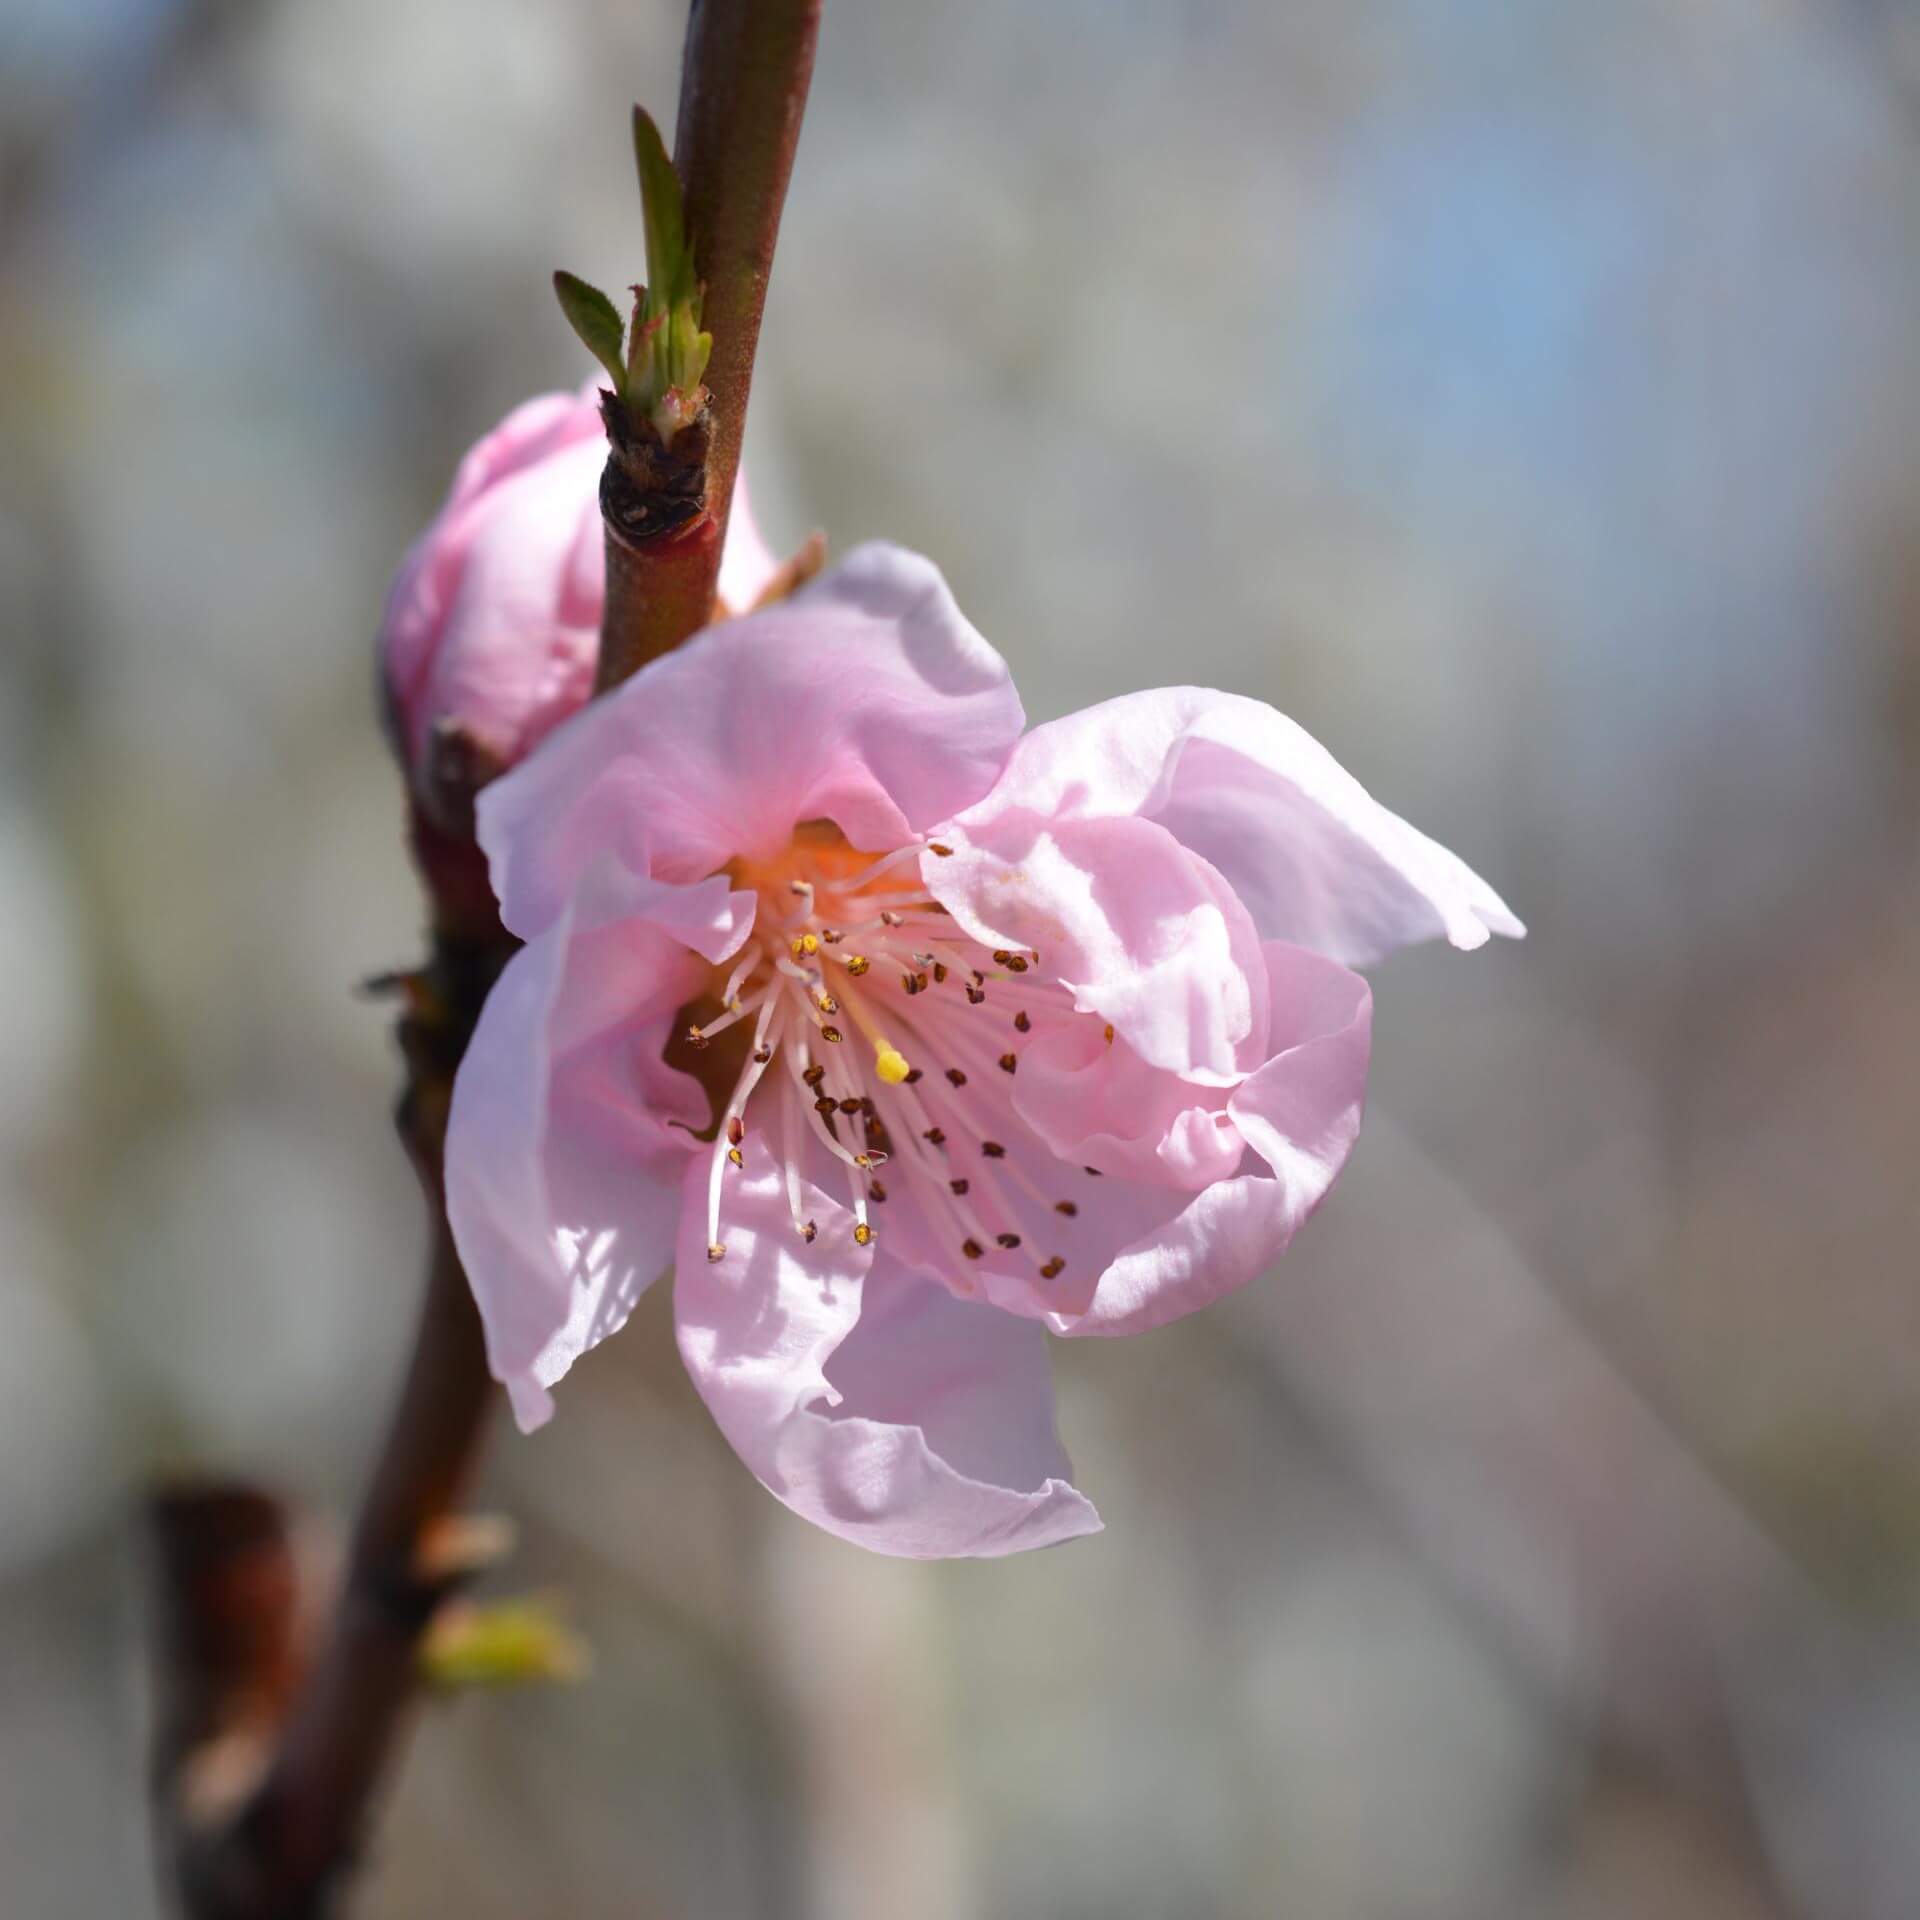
left=675, top=1133, right=1100, bottom=1558
left=716, top=471, right=782, bottom=614
left=1053, top=941, right=1372, bottom=1337
left=445, top=879, right=708, bottom=1430
left=929, top=813, right=1269, bottom=1083
left=479, top=543, right=1024, bottom=937
left=1012, top=1018, right=1246, bottom=1191
left=959, top=688, right=1521, bottom=968
left=388, top=402, right=607, bottom=774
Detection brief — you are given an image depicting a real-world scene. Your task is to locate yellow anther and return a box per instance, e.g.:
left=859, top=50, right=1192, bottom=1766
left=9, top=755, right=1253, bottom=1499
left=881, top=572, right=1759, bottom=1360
left=799, top=932, right=820, bottom=955
left=874, top=1042, right=912, bottom=1085
left=844, top=954, right=870, bottom=977
left=853, top=1222, right=874, bottom=1247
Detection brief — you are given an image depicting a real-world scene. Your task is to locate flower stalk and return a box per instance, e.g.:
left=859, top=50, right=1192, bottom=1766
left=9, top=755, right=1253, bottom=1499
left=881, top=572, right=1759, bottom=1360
left=582, top=0, right=821, bottom=690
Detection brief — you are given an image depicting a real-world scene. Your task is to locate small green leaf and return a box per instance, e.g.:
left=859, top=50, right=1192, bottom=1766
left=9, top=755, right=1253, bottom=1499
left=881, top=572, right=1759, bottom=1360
left=552, top=270, right=627, bottom=392
left=631, top=106, right=694, bottom=314
left=421, top=1594, right=590, bottom=1693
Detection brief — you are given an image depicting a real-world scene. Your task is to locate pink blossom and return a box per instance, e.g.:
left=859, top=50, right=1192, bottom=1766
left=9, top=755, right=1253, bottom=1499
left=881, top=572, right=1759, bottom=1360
left=444, top=545, right=1521, bottom=1557
left=379, top=382, right=779, bottom=820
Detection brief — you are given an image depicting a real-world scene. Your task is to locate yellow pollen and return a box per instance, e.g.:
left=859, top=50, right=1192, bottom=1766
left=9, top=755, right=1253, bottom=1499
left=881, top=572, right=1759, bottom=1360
left=799, top=932, right=820, bottom=955
left=853, top=1222, right=874, bottom=1246
left=874, top=1042, right=912, bottom=1085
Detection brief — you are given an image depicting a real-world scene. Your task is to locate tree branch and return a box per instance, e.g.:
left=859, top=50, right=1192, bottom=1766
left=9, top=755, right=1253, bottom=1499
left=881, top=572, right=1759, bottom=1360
left=144, top=11, right=817, bottom=1904
left=149, top=929, right=511, bottom=1920
left=147, top=7, right=819, bottom=1912
left=674, top=0, right=819, bottom=566
left=595, top=0, right=819, bottom=689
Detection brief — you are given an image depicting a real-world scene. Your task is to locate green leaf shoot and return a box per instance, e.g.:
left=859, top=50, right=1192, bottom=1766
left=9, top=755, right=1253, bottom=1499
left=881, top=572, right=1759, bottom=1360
left=552, top=270, right=628, bottom=394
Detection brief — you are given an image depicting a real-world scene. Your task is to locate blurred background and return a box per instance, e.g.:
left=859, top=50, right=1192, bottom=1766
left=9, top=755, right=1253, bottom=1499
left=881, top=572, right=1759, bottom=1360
left=4, top=0, right=1920, bottom=1913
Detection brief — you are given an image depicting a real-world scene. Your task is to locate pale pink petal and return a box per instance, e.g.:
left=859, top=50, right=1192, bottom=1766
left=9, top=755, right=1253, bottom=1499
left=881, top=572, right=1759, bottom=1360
left=959, top=688, right=1522, bottom=968
left=411, top=437, right=606, bottom=769
left=1012, top=1019, right=1246, bottom=1191
left=929, top=815, right=1269, bottom=1083
left=480, top=543, right=1025, bottom=937
left=1053, top=941, right=1372, bottom=1337
left=675, top=1134, right=1100, bottom=1558
left=445, top=871, right=709, bottom=1429
left=716, top=471, right=782, bottom=614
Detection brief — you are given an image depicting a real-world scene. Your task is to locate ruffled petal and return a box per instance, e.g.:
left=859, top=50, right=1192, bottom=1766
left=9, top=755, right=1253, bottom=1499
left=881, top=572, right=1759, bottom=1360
left=1053, top=941, right=1372, bottom=1337
left=958, top=688, right=1521, bottom=968
left=479, top=543, right=1024, bottom=938
left=675, top=1134, right=1100, bottom=1558
left=1012, top=1019, right=1246, bottom=1191
left=445, top=874, right=709, bottom=1429
left=928, top=814, right=1269, bottom=1083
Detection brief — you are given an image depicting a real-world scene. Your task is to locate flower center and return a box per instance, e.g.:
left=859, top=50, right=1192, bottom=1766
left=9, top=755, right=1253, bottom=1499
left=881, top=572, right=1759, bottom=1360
left=684, top=822, right=1082, bottom=1289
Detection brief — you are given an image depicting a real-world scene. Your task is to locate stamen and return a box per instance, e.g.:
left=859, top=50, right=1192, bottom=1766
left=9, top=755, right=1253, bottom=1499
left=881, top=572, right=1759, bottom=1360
left=981, top=1141, right=1006, bottom=1158
left=707, top=1243, right=727, bottom=1263
left=996, top=1233, right=1022, bottom=1250
left=1055, top=1200, right=1078, bottom=1217
left=1013, top=1010, right=1031, bottom=1033
left=1040, top=1257, right=1065, bottom=1280
left=998, top=1052, right=1018, bottom=1074
left=854, top=1222, right=874, bottom=1246
left=844, top=841, right=931, bottom=889
left=721, top=942, right=764, bottom=1006
left=844, top=955, right=870, bottom=976
left=874, top=1040, right=912, bottom=1084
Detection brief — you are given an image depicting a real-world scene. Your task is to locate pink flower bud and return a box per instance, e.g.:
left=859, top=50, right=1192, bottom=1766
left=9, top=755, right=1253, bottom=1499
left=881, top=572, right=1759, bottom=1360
left=379, top=382, right=778, bottom=831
